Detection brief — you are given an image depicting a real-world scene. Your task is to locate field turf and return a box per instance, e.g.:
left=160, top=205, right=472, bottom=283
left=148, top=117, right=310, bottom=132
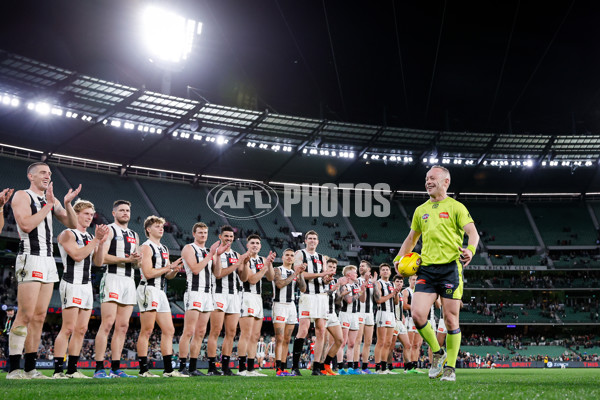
left=1, top=368, right=598, bottom=399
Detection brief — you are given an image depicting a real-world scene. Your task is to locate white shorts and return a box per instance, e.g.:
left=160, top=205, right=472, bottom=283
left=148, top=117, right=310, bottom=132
left=393, top=320, right=408, bottom=336
left=298, top=294, right=328, bottom=320
left=100, top=273, right=137, bottom=305
left=272, top=302, right=298, bottom=325
left=375, top=310, right=395, bottom=329
left=15, top=254, right=59, bottom=284
left=137, top=284, right=171, bottom=313
left=437, top=319, right=447, bottom=334
left=325, top=312, right=340, bottom=328
left=213, top=293, right=242, bottom=314
left=59, top=280, right=93, bottom=310
left=358, top=311, right=375, bottom=326
left=241, top=293, right=263, bottom=318
left=339, top=311, right=359, bottom=331
left=257, top=352, right=265, bottom=358
left=184, top=291, right=214, bottom=312
left=406, top=317, right=417, bottom=333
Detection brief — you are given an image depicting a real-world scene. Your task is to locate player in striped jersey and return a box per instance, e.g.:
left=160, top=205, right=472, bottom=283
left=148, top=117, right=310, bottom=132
left=337, top=265, right=367, bottom=375
left=0, top=187, right=14, bottom=234
left=321, top=258, right=343, bottom=375
left=8, top=162, right=81, bottom=380
left=355, top=260, right=376, bottom=374
left=272, top=248, right=305, bottom=376
left=237, top=234, right=275, bottom=377
left=256, top=337, right=266, bottom=369
left=206, top=225, right=248, bottom=376
left=267, top=337, right=276, bottom=367
left=402, top=274, right=423, bottom=374
left=53, top=200, right=109, bottom=379
left=94, top=200, right=142, bottom=379
left=436, top=300, right=448, bottom=347
left=177, top=222, right=230, bottom=376
left=291, top=230, right=334, bottom=376
left=136, top=216, right=186, bottom=378
left=373, top=264, right=399, bottom=374
left=390, top=275, right=410, bottom=372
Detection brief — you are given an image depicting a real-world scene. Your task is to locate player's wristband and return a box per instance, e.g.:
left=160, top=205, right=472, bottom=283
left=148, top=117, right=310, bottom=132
left=467, top=245, right=476, bottom=256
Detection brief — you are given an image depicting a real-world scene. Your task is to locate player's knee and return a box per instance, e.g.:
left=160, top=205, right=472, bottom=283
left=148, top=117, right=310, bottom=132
left=61, top=324, right=76, bottom=337
left=75, top=324, right=88, bottom=337
left=163, top=328, right=175, bottom=339
left=12, top=325, right=28, bottom=337
left=32, top=310, right=48, bottom=325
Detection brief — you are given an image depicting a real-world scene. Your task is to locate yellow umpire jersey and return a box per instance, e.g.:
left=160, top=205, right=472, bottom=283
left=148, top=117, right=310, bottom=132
left=410, top=197, right=474, bottom=266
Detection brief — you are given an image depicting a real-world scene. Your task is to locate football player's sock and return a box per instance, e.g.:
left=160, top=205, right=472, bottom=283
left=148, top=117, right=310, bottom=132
left=446, top=329, right=461, bottom=368
left=416, top=321, right=441, bottom=353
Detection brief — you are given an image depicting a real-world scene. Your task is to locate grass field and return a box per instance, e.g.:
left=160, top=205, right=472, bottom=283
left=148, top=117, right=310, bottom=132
left=1, top=368, right=598, bottom=399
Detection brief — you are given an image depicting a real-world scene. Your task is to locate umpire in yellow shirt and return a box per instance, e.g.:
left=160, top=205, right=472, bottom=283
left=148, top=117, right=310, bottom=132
left=395, top=165, right=479, bottom=382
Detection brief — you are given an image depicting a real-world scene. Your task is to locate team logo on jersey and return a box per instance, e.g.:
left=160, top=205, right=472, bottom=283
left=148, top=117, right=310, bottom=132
left=216, top=302, right=224, bottom=309
left=422, top=214, right=429, bottom=220
left=77, top=239, right=84, bottom=246
left=109, top=292, right=119, bottom=299
left=151, top=301, right=158, bottom=307
left=126, top=236, right=136, bottom=243
left=208, top=181, right=279, bottom=220
left=439, top=212, right=449, bottom=219
left=193, top=302, right=202, bottom=308
left=301, top=311, right=310, bottom=316
left=72, top=297, right=82, bottom=305
left=32, top=271, right=43, bottom=279
left=276, top=316, right=285, bottom=322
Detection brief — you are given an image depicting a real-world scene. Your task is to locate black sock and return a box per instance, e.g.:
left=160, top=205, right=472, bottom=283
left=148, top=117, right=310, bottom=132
left=111, top=359, right=120, bottom=372
left=179, top=358, right=187, bottom=372
left=67, top=355, right=79, bottom=374
left=163, top=354, right=173, bottom=373
left=239, top=356, right=247, bottom=372
left=362, top=361, right=368, bottom=370
left=222, top=355, right=231, bottom=372
left=248, top=358, right=255, bottom=372
left=276, top=360, right=282, bottom=370
left=380, top=361, right=387, bottom=371
left=24, top=352, right=36, bottom=372
left=208, top=356, right=216, bottom=371
left=375, top=363, right=380, bottom=371
left=409, top=361, right=416, bottom=370
left=189, top=357, right=197, bottom=372
left=312, top=362, right=320, bottom=371
left=95, top=360, right=104, bottom=372
left=54, top=357, right=64, bottom=374
left=341, top=361, right=346, bottom=370
left=332, top=358, right=338, bottom=370
left=324, top=355, right=333, bottom=366
left=388, top=362, right=393, bottom=370
left=292, top=337, right=304, bottom=369
left=139, top=356, right=148, bottom=373
left=353, top=361, right=358, bottom=369
left=9, top=354, right=22, bottom=372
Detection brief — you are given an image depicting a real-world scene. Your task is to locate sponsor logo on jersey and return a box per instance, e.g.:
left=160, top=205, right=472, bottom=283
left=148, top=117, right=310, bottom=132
left=367, top=283, right=373, bottom=288
left=228, top=257, right=238, bottom=264
left=193, top=302, right=202, bottom=308
left=72, top=297, right=82, bottom=305
left=301, top=311, right=310, bottom=316
left=385, top=320, right=392, bottom=325
left=161, top=252, right=169, bottom=259
left=151, top=301, right=158, bottom=307
left=32, top=271, right=44, bottom=279
left=276, top=316, right=285, bottom=322
left=216, top=302, right=224, bottom=308
left=109, top=292, right=119, bottom=299
left=353, top=288, right=360, bottom=294
left=256, top=263, right=264, bottom=271
left=439, top=212, right=449, bottom=219
left=126, top=236, right=136, bottom=243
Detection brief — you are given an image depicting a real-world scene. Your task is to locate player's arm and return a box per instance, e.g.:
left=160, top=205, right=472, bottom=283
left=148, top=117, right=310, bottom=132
left=393, top=290, right=400, bottom=305
left=296, top=268, right=307, bottom=293
left=274, top=267, right=295, bottom=289
left=293, top=251, right=324, bottom=281
left=342, top=284, right=354, bottom=304
left=458, top=222, right=480, bottom=267
left=394, top=229, right=421, bottom=274
left=373, top=279, right=382, bottom=303
left=264, top=251, right=276, bottom=281
left=246, top=259, right=269, bottom=284
left=165, top=257, right=183, bottom=280
left=92, top=225, right=109, bottom=266
left=11, top=190, right=54, bottom=233
left=0, top=188, right=14, bottom=234
left=182, top=242, right=216, bottom=275
left=359, top=280, right=368, bottom=303
left=139, top=244, right=170, bottom=279
left=53, top=184, right=81, bottom=229
left=58, top=229, right=99, bottom=262
left=376, top=282, right=396, bottom=304
left=402, top=288, right=411, bottom=311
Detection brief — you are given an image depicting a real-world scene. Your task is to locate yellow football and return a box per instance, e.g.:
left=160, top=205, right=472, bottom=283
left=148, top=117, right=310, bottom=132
left=394, top=252, right=422, bottom=277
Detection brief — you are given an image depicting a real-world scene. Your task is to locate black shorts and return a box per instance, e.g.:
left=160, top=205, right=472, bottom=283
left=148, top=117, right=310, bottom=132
left=414, top=260, right=463, bottom=300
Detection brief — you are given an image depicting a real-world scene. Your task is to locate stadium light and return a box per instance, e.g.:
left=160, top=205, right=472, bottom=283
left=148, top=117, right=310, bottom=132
left=141, top=6, right=202, bottom=64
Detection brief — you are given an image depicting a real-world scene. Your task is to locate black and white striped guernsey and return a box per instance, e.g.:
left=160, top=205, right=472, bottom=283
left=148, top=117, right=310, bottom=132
left=340, top=282, right=361, bottom=313
left=106, top=223, right=139, bottom=278
left=394, top=293, right=404, bottom=321
left=242, top=256, right=265, bottom=294
left=140, top=240, right=169, bottom=290
left=17, top=190, right=53, bottom=257
left=257, top=341, right=266, bottom=354
left=301, top=249, right=326, bottom=294
left=405, top=287, right=414, bottom=317
left=213, top=251, right=241, bottom=294
left=357, top=276, right=374, bottom=314
left=272, top=266, right=296, bottom=303
left=327, top=278, right=338, bottom=314
left=184, top=244, right=212, bottom=293
left=377, top=279, right=395, bottom=312
left=58, top=229, right=93, bottom=285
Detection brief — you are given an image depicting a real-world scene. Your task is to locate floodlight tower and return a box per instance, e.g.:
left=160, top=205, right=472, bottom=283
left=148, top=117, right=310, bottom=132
left=141, top=5, right=202, bottom=94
